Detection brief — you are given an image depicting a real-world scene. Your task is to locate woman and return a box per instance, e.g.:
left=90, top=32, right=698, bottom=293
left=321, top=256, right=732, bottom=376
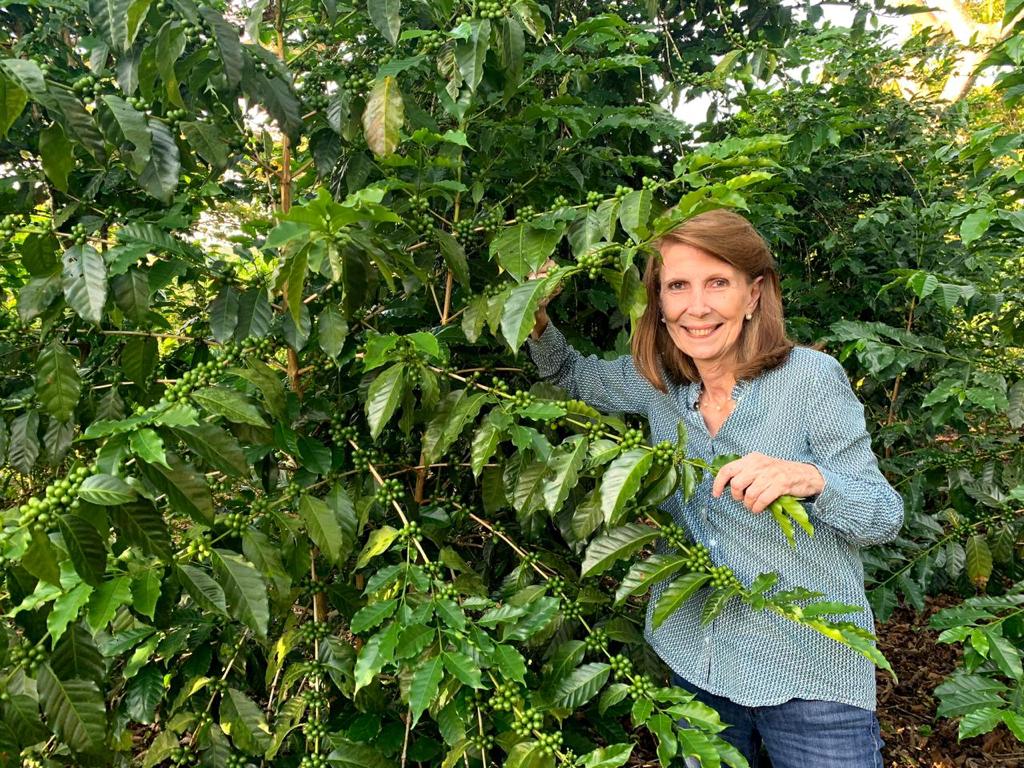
left=527, top=208, right=902, bottom=767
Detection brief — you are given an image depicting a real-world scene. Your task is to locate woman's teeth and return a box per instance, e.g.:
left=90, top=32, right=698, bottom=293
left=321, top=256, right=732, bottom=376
left=686, top=326, right=717, bottom=337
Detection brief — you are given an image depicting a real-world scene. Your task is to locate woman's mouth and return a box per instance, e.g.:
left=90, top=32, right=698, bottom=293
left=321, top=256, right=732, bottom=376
left=683, top=325, right=721, bottom=338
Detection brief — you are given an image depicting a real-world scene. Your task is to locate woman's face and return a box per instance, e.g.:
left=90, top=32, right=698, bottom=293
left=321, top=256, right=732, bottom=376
left=658, top=242, right=762, bottom=373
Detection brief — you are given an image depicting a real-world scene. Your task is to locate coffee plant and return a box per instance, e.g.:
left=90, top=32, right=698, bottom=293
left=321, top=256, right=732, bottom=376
left=1, top=0, right=1021, bottom=765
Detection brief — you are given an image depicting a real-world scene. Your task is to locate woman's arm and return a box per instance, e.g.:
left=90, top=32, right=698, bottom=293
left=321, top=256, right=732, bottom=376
left=527, top=320, right=655, bottom=416
left=804, top=355, right=904, bottom=547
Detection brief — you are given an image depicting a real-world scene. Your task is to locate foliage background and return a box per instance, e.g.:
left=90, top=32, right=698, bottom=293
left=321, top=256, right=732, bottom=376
left=0, top=0, right=1022, bottom=766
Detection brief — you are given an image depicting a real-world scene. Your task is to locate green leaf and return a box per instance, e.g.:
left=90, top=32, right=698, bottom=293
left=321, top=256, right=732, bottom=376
left=39, top=124, right=74, bottom=191
left=9, top=410, right=41, bottom=474
left=599, top=448, right=654, bottom=525
left=651, top=572, right=712, bottom=629
left=500, top=277, right=557, bottom=351
left=354, top=622, right=400, bottom=692
left=128, top=428, right=168, bottom=468
left=455, top=19, right=491, bottom=91
left=125, top=665, right=164, bottom=724
left=300, top=494, right=345, bottom=565
left=91, top=0, right=130, bottom=49
left=437, top=231, right=471, bottom=288
left=181, top=120, right=229, bottom=170
left=368, top=0, right=401, bottom=45
left=209, top=285, right=240, bottom=342
left=174, top=423, right=249, bottom=476
left=553, top=662, right=611, bottom=708
left=318, top=306, right=349, bottom=358
left=489, top=222, right=566, bottom=281
left=191, top=386, right=268, bottom=427
left=48, top=583, right=95, bottom=644
left=580, top=744, right=633, bottom=768
left=356, top=526, right=400, bottom=569
left=36, top=341, right=81, bottom=423
left=122, top=336, right=158, bottom=385
left=615, top=554, right=689, bottom=605
left=138, top=118, right=179, bottom=202
left=139, top=453, right=214, bottom=524
left=327, top=737, right=397, bottom=768
left=442, top=650, right=482, bottom=689
left=212, top=549, right=269, bottom=639
left=50, top=623, right=105, bottom=684
left=958, top=706, right=1003, bottom=740
left=542, top=435, right=588, bottom=513
left=618, top=189, right=652, bottom=243
left=111, top=502, right=173, bottom=561
left=36, top=663, right=107, bottom=754
left=199, top=7, right=243, bottom=88
left=22, top=529, right=60, bottom=585
left=366, top=363, right=406, bottom=439
left=62, top=244, right=108, bottom=325
left=58, top=515, right=108, bottom=587
left=422, top=390, right=489, bottom=464
left=178, top=564, right=229, bottom=616
left=77, top=474, right=137, bottom=506
left=111, top=268, right=151, bottom=323
left=101, top=95, right=151, bottom=171
left=471, top=409, right=509, bottom=477
left=85, top=575, right=132, bottom=631
left=222, top=688, right=272, bottom=754
left=243, top=70, right=302, bottom=141
left=363, top=75, right=404, bottom=158
left=409, top=654, right=444, bottom=725
left=965, top=534, right=993, bottom=588
left=986, top=632, right=1023, bottom=680
left=351, top=599, right=399, bottom=635
left=960, top=208, right=993, bottom=246
left=0, top=72, right=27, bottom=138
left=581, top=523, right=660, bottom=578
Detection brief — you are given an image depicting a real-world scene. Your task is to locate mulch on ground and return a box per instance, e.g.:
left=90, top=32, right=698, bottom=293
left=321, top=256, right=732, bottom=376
left=877, top=595, right=1024, bottom=767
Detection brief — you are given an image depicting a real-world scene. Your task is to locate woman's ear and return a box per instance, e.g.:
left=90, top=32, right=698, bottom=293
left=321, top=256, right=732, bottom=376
left=748, top=275, right=764, bottom=313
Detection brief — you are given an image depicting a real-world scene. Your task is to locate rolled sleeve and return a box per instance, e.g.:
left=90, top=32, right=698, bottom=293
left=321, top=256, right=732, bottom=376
left=806, top=357, right=904, bottom=547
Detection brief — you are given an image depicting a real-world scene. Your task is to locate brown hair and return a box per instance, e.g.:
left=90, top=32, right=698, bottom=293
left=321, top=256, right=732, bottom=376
left=631, top=208, right=793, bottom=392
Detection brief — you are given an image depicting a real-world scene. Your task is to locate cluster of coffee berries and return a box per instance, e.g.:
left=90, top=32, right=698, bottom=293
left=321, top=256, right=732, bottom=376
left=70, top=222, right=88, bottom=245
left=513, top=707, right=544, bottom=737
left=351, top=446, right=375, bottom=470
left=510, top=390, right=535, bottom=409
left=126, top=96, right=151, bottom=112
left=515, top=204, right=538, bottom=222
left=330, top=421, right=357, bottom=445
left=620, top=427, right=645, bottom=449
left=299, top=621, right=332, bottom=644
left=71, top=73, right=103, bottom=99
left=221, top=509, right=248, bottom=534
left=582, top=627, right=608, bottom=654
left=520, top=551, right=539, bottom=567
left=489, top=376, right=511, bottom=394
left=398, top=520, right=422, bottom=542
left=0, top=213, right=24, bottom=241
left=490, top=681, right=522, bottom=712
left=304, top=92, right=330, bottom=110
left=194, top=711, right=213, bottom=730
left=299, top=754, right=328, bottom=768
left=343, top=71, right=372, bottom=95
left=375, top=478, right=404, bottom=504
left=683, top=542, right=713, bottom=573
left=537, top=731, right=563, bottom=756
left=551, top=195, right=570, bottom=210
left=708, top=564, right=741, bottom=589
left=304, top=687, right=329, bottom=707
left=21, top=750, right=45, bottom=768
left=226, top=754, right=248, bottom=768
left=476, top=207, right=503, bottom=234
left=628, top=674, right=655, bottom=699
left=577, top=249, right=611, bottom=279
left=451, top=217, right=479, bottom=243
left=652, top=441, right=675, bottom=466
left=300, top=575, right=326, bottom=597
left=407, top=194, right=432, bottom=236
left=169, top=745, right=195, bottom=767
left=608, top=654, right=633, bottom=678
left=641, top=176, right=659, bottom=191
left=561, top=600, right=583, bottom=620
left=434, top=582, right=458, bottom=600
left=613, top=184, right=632, bottom=199
left=250, top=496, right=271, bottom=521
left=165, top=107, right=189, bottom=129
left=183, top=535, right=213, bottom=560
left=471, top=733, right=496, bottom=750
left=17, top=467, right=91, bottom=533
left=303, top=719, right=329, bottom=739
left=585, top=190, right=603, bottom=205
left=417, top=30, right=445, bottom=54
left=545, top=575, right=566, bottom=596
left=584, top=421, right=604, bottom=440
left=305, top=26, right=334, bottom=43
left=9, top=643, right=47, bottom=673
left=422, top=560, right=443, bottom=578
left=161, top=357, right=232, bottom=404
left=661, top=523, right=690, bottom=551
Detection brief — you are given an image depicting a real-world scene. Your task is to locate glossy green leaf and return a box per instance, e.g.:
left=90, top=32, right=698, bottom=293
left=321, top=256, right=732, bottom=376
left=36, top=341, right=81, bottom=423
left=599, top=448, right=654, bottom=525
left=39, top=124, right=74, bottom=191
left=78, top=474, right=137, bottom=505
left=318, top=305, right=349, bottom=358
left=651, top=572, right=712, bottom=629
left=58, top=515, right=108, bottom=587
left=366, top=363, right=406, bottom=439
left=368, top=0, right=401, bottom=45
left=36, top=664, right=107, bottom=754
left=212, top=549, right=269, bottom=639
left=552, top=662, right=610, bottom=708
left=61, top=244, right=107, bottom=325
left=614, top=554, right=689, bottom=605
left=581, top=523, right=660, bottom=578
left=363, top=75, right=404, bottom=158
left=191, top=386, right=268, bottom=427
left=111, top=502, right=173, bottom=561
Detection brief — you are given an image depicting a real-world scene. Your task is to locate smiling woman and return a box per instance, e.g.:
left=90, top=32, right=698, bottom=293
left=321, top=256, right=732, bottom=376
left=527, top=208, right=903, bottom=768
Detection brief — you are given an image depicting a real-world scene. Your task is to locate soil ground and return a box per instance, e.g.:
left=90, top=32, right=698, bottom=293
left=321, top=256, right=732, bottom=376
left=877, top=596, right=1024, bottom=767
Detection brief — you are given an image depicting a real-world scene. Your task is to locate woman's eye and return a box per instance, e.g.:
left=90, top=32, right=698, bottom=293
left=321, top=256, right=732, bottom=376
left=666, top=281, right=685, bottom=290
left=710, top=279, right=729, bottom=288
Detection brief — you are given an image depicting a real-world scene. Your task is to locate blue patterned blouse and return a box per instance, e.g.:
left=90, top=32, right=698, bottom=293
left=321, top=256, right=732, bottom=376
left=527, top=323, right=903, bottom=711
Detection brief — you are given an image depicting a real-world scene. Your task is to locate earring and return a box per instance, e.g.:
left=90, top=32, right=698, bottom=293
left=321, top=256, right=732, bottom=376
left=659, top=316, right=666, bottom=324
left=745, top=312, right=752, bottom=320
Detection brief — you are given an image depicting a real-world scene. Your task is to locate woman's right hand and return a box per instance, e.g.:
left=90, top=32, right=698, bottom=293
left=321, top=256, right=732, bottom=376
left=527, top=259, right=561, bottom=339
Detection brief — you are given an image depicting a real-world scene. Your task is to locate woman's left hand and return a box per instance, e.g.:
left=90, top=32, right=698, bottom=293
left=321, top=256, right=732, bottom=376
left=712, top=453, right=825, bottom=514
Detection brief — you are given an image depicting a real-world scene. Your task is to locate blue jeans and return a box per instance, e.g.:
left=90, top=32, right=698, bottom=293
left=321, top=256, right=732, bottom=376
left=672, top=675, right=883, bottom=768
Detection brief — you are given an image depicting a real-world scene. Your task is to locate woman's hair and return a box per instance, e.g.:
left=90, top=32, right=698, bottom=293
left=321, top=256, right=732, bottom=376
left=631, top=208, right=794, bottom=392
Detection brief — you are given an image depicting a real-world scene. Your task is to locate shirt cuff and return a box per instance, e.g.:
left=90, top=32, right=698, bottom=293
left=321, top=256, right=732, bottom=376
left=525, top=322, right=569, bottom=378
left=808, top=466, right=844, bottom=524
